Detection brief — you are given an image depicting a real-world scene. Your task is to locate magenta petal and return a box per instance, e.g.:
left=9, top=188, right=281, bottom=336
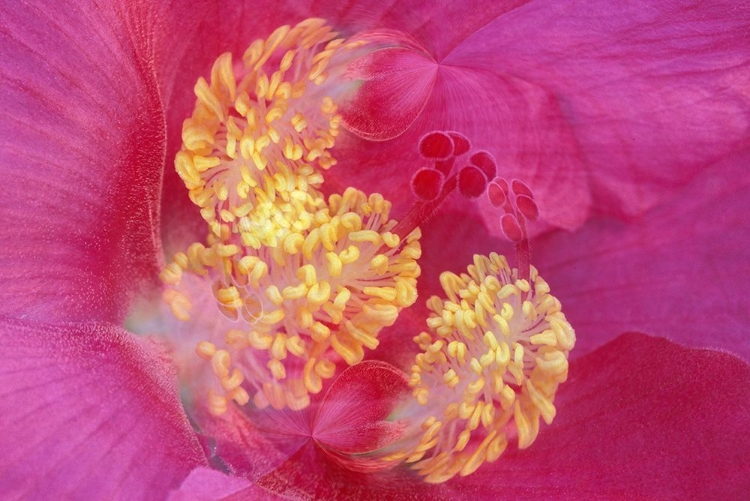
left=449, top=333, right=750, bottom=499
left=168, top=467, right=251, bottom=501
left=449, top=0, right=750, bottom=218
left=537, top=153, right=750, bottom=360
left=313, top=361, right=410, bottom=457
left=0, top=0, right=167, bottom=323
left=0, top=317, right=206, bottom=499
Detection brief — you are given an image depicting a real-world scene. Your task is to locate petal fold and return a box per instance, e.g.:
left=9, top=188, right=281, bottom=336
left=0, top=317, right=206, bottom=500
left=341, top=44, right=437, bottom=141
left=196, top=406, right=311, bottom=482
left=0, top=0, right=167, bottom=322
left=314, top=361, right=410, bottom=463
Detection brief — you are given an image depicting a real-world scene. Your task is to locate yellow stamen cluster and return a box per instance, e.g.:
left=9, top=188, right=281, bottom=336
left=175, top=18, right=366, bottom=248
left=387, top=253, right=574, bottom=482
left=162, top=19, right=421, bottom=415
left=161, top=187, right=421, bottom=414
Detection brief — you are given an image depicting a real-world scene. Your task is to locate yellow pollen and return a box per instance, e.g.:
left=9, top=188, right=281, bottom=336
left=396, top=253, right=575, bottom=482
left=161, top=187, right=421, bottom=412
left=174, top=18, right=368, bottom=249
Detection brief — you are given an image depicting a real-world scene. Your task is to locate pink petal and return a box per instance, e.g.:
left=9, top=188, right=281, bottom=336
left=447, top=333, right=750, bottom=499
left=0, top=0, right=167, bottom=323
left=0, top=317, right=206, bottom=499
left=536, top=151, right=750, bottom=360
left=331, top=2, right=750, bottom=235
left=321, top=0, right=532, bottom=62
left=313, top=361, right=410, bottom=457
left=448, top=0, right=750, bottom=219
left=399, top=141, right=750, bottom=362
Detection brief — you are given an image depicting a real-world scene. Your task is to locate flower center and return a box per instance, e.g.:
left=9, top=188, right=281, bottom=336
left=160, top=20, right=574, bottom=482
left=174, top=18, right=366, bottom=248
left=386, top=253, right=575, bottom=482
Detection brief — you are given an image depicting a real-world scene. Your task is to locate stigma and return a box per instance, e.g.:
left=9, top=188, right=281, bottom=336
left=389, top=253, right=575, bottom=482
left=161, top=187, right=421, bottom=413
left=174, top=18, right=367, bottom=248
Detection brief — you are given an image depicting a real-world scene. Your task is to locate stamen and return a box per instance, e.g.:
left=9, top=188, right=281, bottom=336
left=392, top=253, right=575, bottom=482
left=175, top=18, right=368, bottom=247
left=161, top=188, right=421, bottom=413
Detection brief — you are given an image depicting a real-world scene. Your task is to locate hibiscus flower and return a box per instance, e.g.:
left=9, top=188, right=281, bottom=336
left=1, top=0, right=749, bottom=500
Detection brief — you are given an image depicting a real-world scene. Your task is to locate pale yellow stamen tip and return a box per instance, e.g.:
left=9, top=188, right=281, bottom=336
left=162, top=289, right=191, bottom=321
